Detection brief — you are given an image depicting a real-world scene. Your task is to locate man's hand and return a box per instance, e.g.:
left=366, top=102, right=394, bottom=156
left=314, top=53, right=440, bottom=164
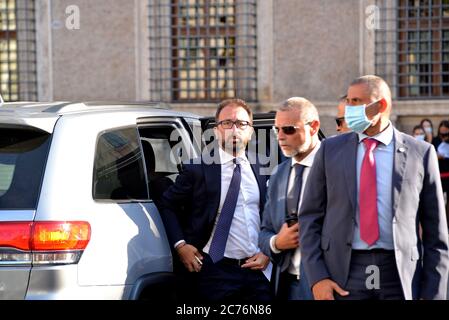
left=274, top=222, right=299, bottom=250
left=241, top=252, right=270, bottom=271
left=177, top=243, right=203, bottom=273
left=312, top=278, right=349, bottom=300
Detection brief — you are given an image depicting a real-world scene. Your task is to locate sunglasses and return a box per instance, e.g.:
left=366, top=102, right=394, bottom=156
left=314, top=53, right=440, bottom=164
left=273, top=122, right=311, bottom=135
left=440, top=132, right=449, bottom=138
left=335, top=117, right=345, bottom=127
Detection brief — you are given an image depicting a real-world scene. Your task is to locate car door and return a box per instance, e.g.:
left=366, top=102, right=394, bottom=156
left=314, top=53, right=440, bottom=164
left=77, top=126, right=165, bottom=290
left=136, top=116, right=200, bottom=204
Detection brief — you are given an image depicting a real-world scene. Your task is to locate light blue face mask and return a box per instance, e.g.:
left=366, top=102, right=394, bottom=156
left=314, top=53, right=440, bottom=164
left=414, top=134, right=426, bottom=141
left=344, top=103, right=375, bottom=134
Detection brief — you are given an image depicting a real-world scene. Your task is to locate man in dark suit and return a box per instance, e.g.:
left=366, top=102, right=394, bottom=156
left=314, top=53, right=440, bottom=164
left=158, top=98, right=271, bottom=302
left=259, top=97, right=320, bottom=300
left=299, top=75, right=449, bottom=300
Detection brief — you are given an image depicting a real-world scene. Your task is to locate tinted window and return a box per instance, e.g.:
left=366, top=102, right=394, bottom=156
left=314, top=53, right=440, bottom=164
left=93, top=127, right=148, bottom=201
left=139, top=126, right=186, bottom=203
left=0, top=128, right=51, bottom=209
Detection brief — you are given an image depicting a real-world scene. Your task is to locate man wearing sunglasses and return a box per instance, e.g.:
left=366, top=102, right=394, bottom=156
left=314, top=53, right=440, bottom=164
left=336, top=95, right=350, bottom=133
left=158, top=98, right=271, bottom=302
left=299, top=75, right=448, bottom=300
left=259, top=97, right=321, bottom=300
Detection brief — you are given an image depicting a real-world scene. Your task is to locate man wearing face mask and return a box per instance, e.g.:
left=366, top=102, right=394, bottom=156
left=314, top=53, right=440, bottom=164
left=421, top=118, right=435, bottom=143
left=299, top=75, right=449, bottom=300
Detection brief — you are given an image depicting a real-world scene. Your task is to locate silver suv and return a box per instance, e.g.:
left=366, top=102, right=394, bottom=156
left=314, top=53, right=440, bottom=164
left=0, top=101, right=204, bottom=300
left=0, top=99, right=293, bottom=300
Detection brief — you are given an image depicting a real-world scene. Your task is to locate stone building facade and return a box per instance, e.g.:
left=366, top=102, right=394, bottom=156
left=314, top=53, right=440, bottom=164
left=1, top=0, right=448, bottom=135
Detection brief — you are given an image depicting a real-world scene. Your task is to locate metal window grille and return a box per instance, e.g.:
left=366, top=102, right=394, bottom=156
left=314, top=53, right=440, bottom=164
left=0, top=0, right=36, bottom=102
left=148, top=0, right=257, bottom=102
left=376, top=0, right=449, bottom=99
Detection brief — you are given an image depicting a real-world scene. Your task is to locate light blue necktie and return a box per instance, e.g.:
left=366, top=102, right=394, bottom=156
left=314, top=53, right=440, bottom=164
left=209, top=159, right=241, bottom=263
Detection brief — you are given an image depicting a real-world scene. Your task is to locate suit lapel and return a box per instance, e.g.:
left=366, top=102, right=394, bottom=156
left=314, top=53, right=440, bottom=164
left=280, top=162, right=291, bottom=224
left=344, top=133, right=359, bottom=215
left=250, top=161, right=263, bottom=194
left=249, top=159, right=266, bottom=217
left=202, top=149, right=221, bottom=223
left=392, top=129, right=408, bottom=216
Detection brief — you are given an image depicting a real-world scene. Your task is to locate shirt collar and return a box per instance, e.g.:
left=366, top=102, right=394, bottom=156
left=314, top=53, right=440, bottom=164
left=357, top=121, right=393, bottom=146
left=218, top=146, right=248, bottom=164
left=291, top=140, right=321, bottom=168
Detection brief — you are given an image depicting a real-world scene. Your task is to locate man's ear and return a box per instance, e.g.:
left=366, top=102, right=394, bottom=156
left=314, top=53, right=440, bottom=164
left=309, top=120, right=320, bottom=136
left=366, top=99, right=383, bottom=119
left=378, top=98, right=388, bottom=112
left=213, top=126, right=219, bottom=138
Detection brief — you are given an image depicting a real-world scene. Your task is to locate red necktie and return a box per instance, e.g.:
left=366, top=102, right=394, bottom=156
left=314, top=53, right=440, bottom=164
left=359, top=138, right=379, bottom=246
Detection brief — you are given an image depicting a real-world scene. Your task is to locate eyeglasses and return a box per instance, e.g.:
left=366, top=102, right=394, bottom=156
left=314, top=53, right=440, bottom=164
left=273, top=123, right=311, bottom=135
left=217, top=119, right=251, bottom=130
left=440, top=132, right=449, bottom=138
left=335, top=117, right=345, bottom=127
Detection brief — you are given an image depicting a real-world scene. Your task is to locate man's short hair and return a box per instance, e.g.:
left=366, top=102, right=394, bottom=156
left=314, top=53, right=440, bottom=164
left=215, top=98, right=253, bottom=123
left=350, top=75, right=393, bottom=113
left=350, top=75, right=391, bottom=101
left=278, top=97, right=320, bottom=123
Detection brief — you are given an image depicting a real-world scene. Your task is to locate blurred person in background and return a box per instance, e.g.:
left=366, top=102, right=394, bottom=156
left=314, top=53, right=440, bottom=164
left=412, top=125, right=426, bottom=141
left=335, top=95, right=350, bottom=134
left=432, top=120, right=449, bottom=225
left=421, top=118, right=435, bottom=143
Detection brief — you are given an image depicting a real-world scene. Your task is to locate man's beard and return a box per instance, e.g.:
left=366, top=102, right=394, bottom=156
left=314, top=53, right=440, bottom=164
left=281, top=148, right=299, bottom=158
left=221, top=136, right=245, bottom=155
left=281, top=138, right=311, bottom=158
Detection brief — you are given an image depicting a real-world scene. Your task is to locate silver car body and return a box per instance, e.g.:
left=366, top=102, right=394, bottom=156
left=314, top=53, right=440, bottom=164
left=0, top=102, right=201, bottom=299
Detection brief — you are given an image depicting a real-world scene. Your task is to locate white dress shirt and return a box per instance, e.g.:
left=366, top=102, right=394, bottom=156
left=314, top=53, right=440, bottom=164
left=202, top=147, right=261, bottom=259
left=269, top=141, right=321, bottom=277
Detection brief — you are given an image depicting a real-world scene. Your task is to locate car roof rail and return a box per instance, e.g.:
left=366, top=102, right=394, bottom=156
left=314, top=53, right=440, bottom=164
left=0, top=93, right=4, bottom=107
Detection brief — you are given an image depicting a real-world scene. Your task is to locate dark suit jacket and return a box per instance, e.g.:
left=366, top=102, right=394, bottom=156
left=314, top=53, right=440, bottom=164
left=158, top=149, right=268, bottom=251
left=299, top=128, right=449, bottom=300
left=259, top=159, right=293, bottom=271
left=259, top=159, right=295, bottom=298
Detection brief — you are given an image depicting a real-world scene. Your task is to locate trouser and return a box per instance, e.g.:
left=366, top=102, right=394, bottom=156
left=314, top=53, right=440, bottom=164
left=198, top=253, right=272, bottom=302
left=335, top=249, right=404, bottom=300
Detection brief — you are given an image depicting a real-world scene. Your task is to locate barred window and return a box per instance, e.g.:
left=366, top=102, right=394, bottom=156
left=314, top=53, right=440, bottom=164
left=376, top=0, right=449, bottom=99
left=0, top=0, right=36, bottom=102
left=148, top=0, right=257, bottom=102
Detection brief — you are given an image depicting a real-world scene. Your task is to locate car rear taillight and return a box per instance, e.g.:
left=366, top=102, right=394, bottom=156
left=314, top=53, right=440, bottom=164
left=0, top=221, right=90, bottom=266
left=0, top=222, right=33, bottom=250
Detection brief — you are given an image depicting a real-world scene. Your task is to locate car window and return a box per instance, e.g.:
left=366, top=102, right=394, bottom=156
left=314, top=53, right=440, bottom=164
left=93, top=127, right=148, bottom=201
left=0, top=127, right=51, bottom=210
left=138, top=125, right=189, bottom=204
